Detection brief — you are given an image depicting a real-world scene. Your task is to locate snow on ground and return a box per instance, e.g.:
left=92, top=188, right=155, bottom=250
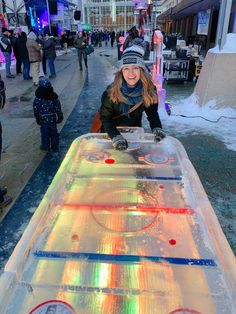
left=159, top=92, right=236, bottom=151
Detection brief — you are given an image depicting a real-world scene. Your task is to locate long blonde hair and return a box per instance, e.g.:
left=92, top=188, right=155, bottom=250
left=108, top=69, right=158, bottom=107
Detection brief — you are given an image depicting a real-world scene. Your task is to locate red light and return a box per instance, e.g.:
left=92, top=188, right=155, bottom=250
left=169, top=239, right=176, bottom=245
left=71, top=234, right=79, bottom=241
left=159, top=185, right=165, bottom=189
left=105, top=158, right=115, bottom=164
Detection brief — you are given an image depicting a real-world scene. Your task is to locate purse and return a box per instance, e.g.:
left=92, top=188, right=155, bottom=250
left=85, top=44, right=95, bottom=55
left=90, top=111, right=102, bottom=133
left=90, top=101, right=143, bottom=133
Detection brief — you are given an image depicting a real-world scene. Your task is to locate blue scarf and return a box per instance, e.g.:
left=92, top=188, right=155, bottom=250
left=120, top=80, right=143, bottom=116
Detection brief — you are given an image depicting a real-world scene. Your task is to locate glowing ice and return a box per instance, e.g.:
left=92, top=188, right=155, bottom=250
left=0, top=129, right=235, bottom=313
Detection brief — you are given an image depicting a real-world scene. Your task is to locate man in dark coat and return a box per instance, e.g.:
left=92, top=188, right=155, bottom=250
left=43, top=34, right=57, bottom=78
left=0, top=28, right=15, bottom=78
left=9, top=29, right=22, bottom=75
left=18, top=31, right=31, bottom=80
left=74, top=31, right=88, bottom=70
left=110, top=30, right=115, bottom=47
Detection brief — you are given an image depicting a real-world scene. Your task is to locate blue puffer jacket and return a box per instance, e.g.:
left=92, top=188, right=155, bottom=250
left=33, top=87, right=63, bottom=125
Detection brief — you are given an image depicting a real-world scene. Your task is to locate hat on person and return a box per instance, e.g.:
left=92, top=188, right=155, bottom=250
left=119, top=45, right=145, bottom=70
left=39, top=78, right=52, bottom=88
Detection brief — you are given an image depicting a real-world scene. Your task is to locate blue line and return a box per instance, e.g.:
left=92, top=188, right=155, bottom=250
left=34, top=251, right=216, bottom=267
left=136, top=176, right=182, bottom=181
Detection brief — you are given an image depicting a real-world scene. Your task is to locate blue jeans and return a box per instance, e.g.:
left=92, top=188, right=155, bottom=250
left=22, top=58, right=30, bottom=79
left=2, top=52, right=12, bottom=76
left=47, top=58, right=56, bottom=76
left=40, top=124, right=59, bottom=150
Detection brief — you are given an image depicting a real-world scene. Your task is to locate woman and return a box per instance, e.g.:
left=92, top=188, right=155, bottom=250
left=100, top=45, right=165, bottom=150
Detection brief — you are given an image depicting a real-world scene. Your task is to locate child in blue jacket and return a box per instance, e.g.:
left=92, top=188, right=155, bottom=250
left=33, top=79, right=63, bottom=152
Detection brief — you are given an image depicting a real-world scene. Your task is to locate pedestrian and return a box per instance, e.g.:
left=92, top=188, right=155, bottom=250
left=26, top=31, right=41, bottom=86
left=74, top=31, right=88, bottom=71
left=0, top=28, right=15, bottom=78
left=99, top=45, right=166, bottom=150
left=9, top=29, right=22, bottom=75
left=0, top=120, right=13, bottom=209
left=110, top=30, right=115, bottom=48
left=60, top=32, right=68, bottom=54
left=104, top=30, right=109, bottom=47
left=33, top=79, right=63, bottom=152
left=18, top=31, right=31, bottom=80
left=37, top=34, right=47, bottom=75
left=0, top=74, right=6, bottom=109
left=43, top=33, right=56, bottom=79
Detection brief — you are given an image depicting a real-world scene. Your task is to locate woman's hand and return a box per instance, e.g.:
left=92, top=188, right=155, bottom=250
left=112, top=135, right=128, bottom=150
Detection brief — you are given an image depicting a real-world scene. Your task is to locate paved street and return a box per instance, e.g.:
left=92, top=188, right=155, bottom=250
left=0, top=45, right=235, bottom=272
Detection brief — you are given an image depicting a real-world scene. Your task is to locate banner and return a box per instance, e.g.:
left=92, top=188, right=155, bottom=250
left=197, top=9, right=211, bottom=35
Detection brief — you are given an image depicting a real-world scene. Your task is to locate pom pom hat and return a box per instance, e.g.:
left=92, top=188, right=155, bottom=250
left=119, top=45, right=146, bottom=70
left=39, top=78, right=52, bottom=88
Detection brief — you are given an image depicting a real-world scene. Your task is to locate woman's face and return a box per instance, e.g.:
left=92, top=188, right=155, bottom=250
left=122, top=66, right=141, bottom=87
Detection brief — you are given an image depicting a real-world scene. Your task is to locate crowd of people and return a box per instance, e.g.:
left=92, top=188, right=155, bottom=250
left=0, top=26, right=166, bottom=210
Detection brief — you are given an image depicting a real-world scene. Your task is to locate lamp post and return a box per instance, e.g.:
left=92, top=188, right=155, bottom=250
left=45, top=0, right=51, bottom=33
left=124, top=0, right=127, bottom=34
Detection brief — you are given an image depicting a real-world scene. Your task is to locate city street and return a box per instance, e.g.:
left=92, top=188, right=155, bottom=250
left=0, top=45, right=235, bottom=273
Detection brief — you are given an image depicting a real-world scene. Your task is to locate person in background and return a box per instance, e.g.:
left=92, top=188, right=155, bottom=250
left=110, top=30, right=115, bottom=48
left=37, top=34, right=47, bottom=75
left=9, top=29, right=22, bottom=75
left=18, top=31, right=31, bottom=80
left=0, top=74, right=6, bottom=109
left=100, top=45, right=165, bottom=150
left=0, top=28, right=15, bottom=78
left=0, top=120, right=13, bottom=209
left=74, top=31, right=88, bottom=71
left=103, top=30, right=109, bottom=47
left=33, top=79, right=63, bottom=152
left=60, top=32, right=68, bottom=54
left=26, top=31, right=41, bottom=86
left=43, top=33, right=56, bottom=79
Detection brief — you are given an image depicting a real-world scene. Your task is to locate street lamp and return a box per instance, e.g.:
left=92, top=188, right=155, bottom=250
left=45, top=0, right=51, bottom=33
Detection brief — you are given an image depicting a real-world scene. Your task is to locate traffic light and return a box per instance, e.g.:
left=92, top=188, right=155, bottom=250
left=74, top=11, right=81, bottom=20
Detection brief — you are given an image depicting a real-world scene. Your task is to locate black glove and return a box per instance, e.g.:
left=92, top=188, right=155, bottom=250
left=112, top=135, right=128, bottom=151
left=153, top=128, right=166, bottom=142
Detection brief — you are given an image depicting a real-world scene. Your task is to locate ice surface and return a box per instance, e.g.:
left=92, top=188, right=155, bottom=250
left=0, top=130, right=235, bottom=313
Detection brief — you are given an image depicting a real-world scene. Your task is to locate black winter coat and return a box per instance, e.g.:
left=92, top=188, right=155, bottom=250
left=100, top=88, right=162, bottom=139
left=43, top=38, right=56, bottom=59
left=33, top=88, right=63, bottom=125
left=18, top=35, right=29, bottom=60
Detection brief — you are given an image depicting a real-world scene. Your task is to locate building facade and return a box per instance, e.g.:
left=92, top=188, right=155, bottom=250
left=156, top=0, right=236, bottom=51
left=82, top=0, right=135, bottom=31
left=1, top=0, right=78, bottom=35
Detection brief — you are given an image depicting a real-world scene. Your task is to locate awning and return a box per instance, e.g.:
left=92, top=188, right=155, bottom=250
left=156, top=8, right=172, bottom=22
left=157, top=0, right=222, bottom=21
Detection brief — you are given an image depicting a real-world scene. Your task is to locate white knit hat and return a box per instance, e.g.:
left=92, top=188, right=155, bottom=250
left=120, top=45, right=145, bottom=70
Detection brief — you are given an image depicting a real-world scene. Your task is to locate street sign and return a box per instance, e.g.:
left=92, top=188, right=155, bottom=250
left=82, top=23, right=92, bottom=31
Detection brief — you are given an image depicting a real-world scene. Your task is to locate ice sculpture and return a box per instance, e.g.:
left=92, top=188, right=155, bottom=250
left=0, top=129, right=235, bottom=313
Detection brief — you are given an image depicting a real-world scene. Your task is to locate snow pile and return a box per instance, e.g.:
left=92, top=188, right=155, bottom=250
left=159, top=93, right=236, bottom=151
left=209, top=33, right=236, bottom=53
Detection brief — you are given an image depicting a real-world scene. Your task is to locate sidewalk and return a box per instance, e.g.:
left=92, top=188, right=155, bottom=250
left=0, top=48, right=86, bottom=219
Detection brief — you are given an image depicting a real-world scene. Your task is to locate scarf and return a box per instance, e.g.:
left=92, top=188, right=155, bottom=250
left=120, top=80, right=143, bottom=116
